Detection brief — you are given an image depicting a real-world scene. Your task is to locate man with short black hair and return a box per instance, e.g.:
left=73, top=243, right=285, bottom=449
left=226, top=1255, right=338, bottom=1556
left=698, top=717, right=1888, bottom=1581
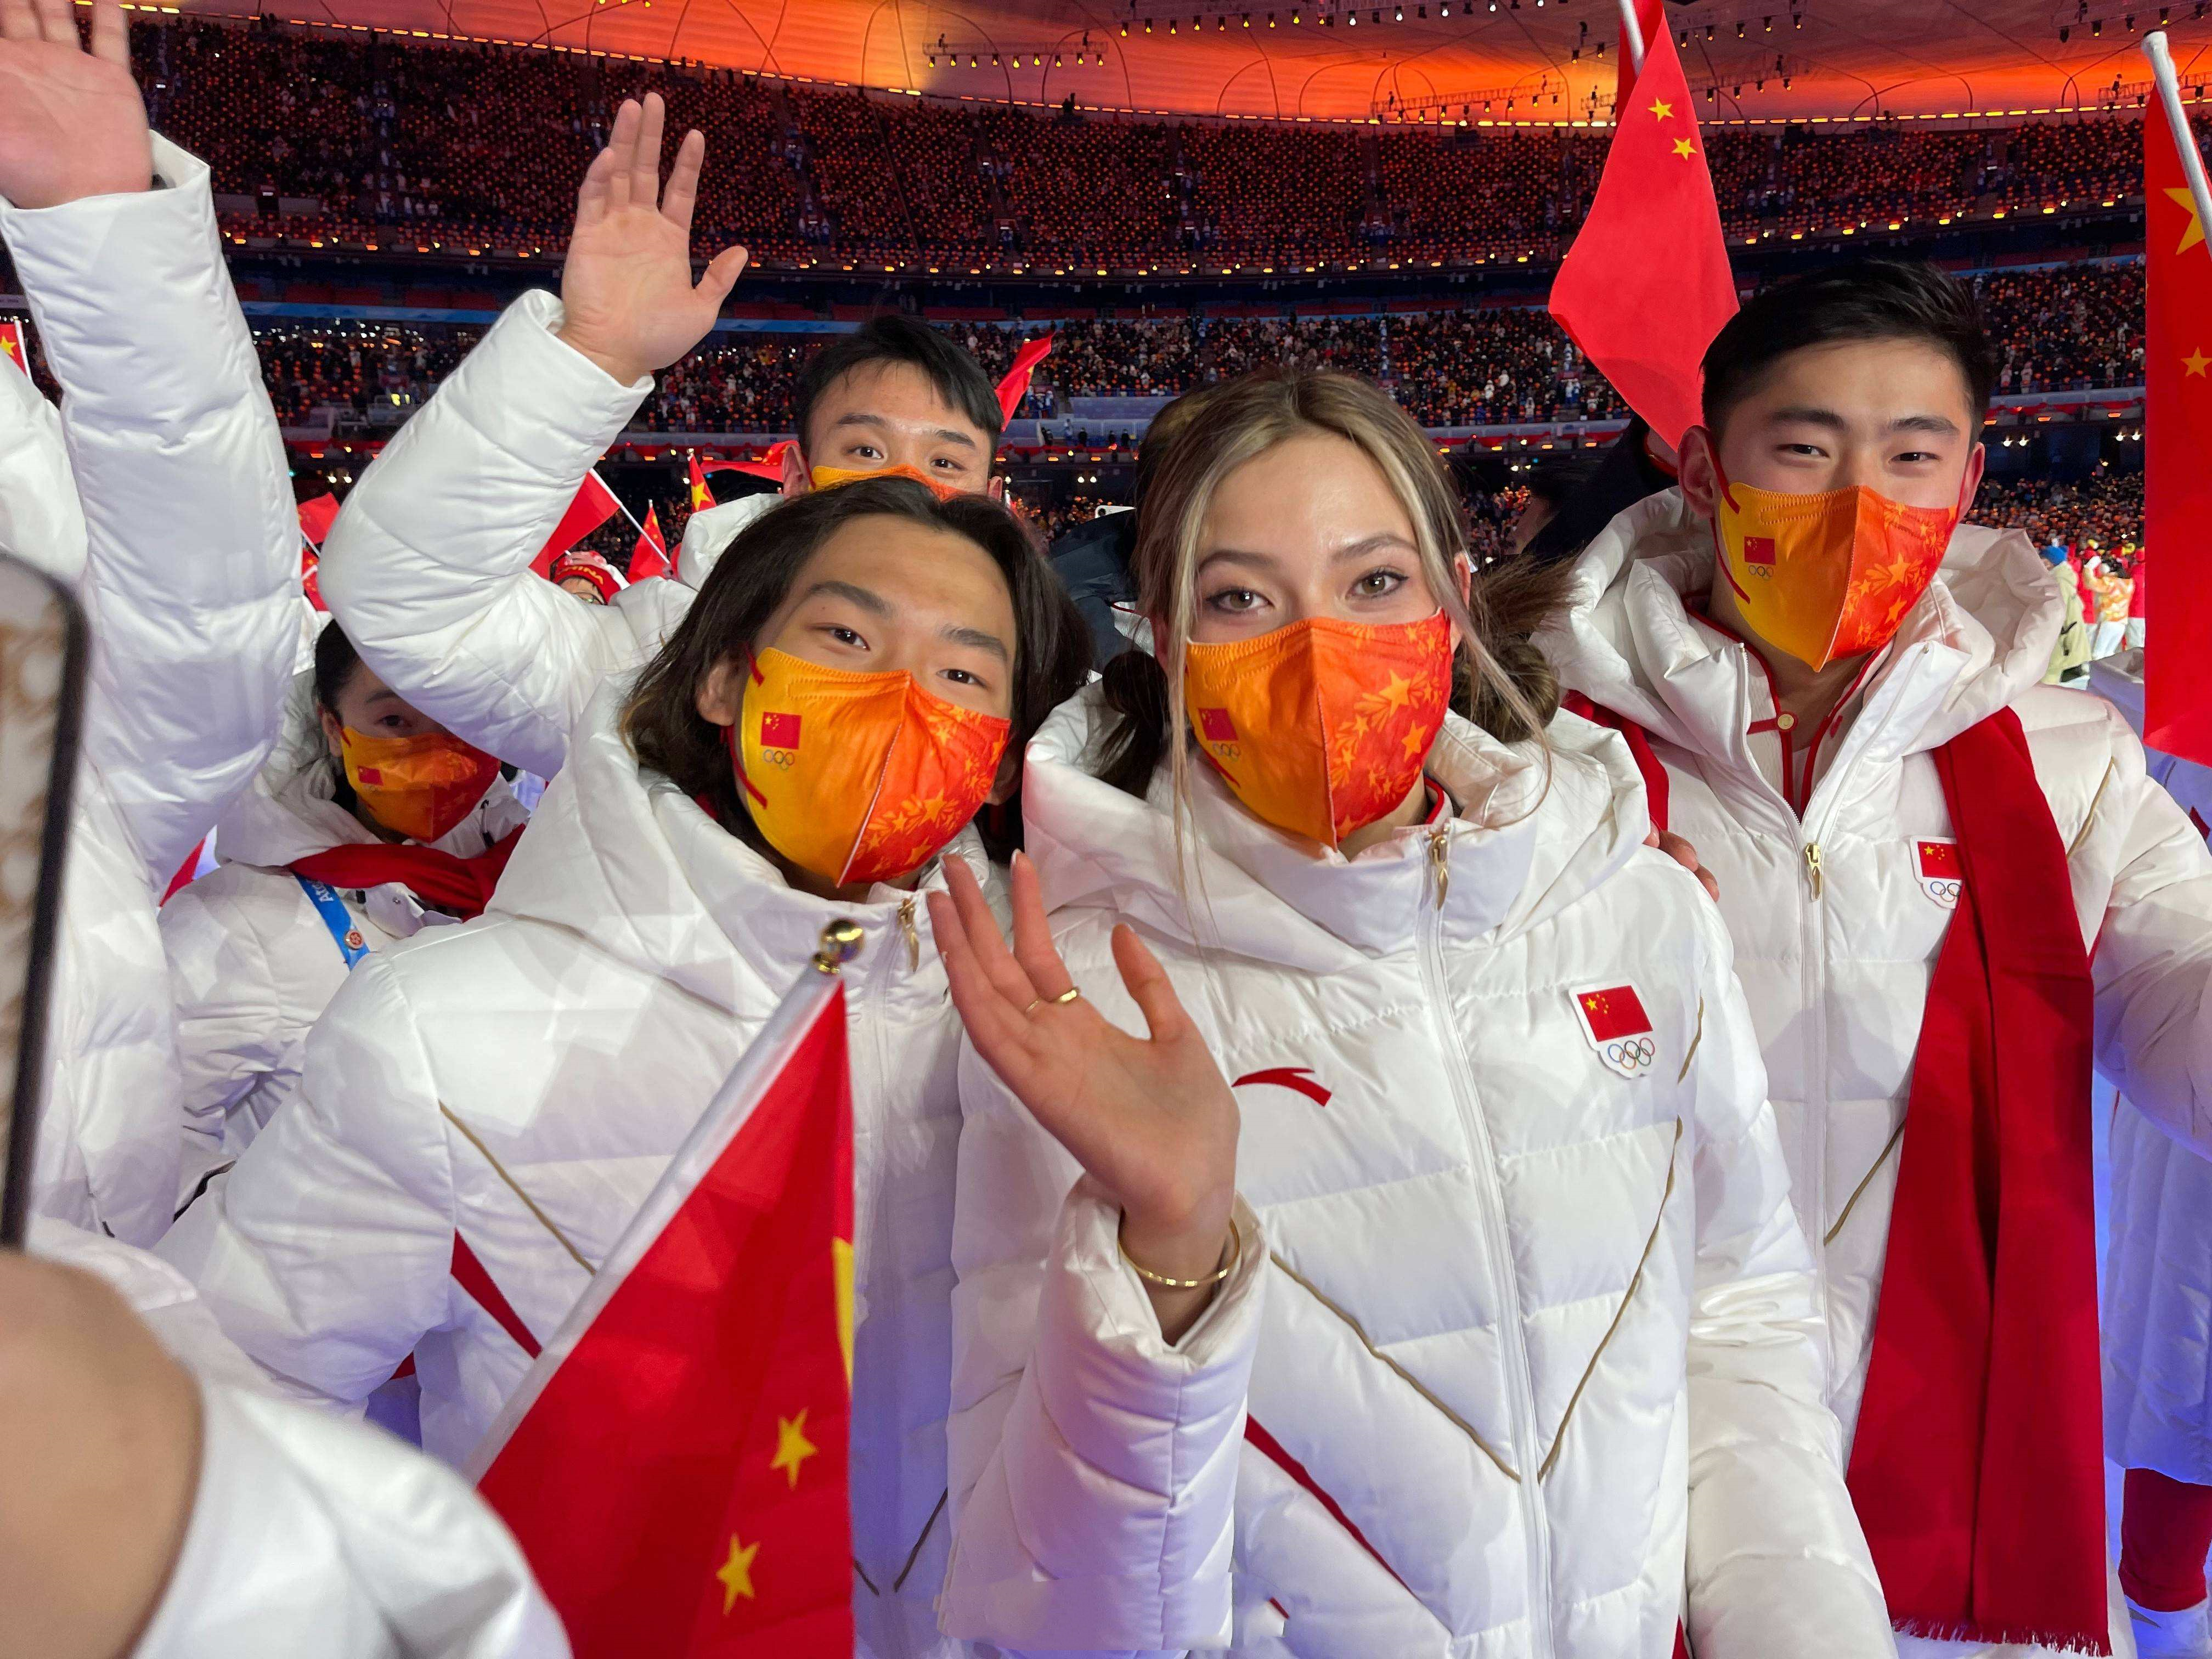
left=781, top=313, right=1005, bottom=500
left=1544, top=259, right=2212, bottom=1659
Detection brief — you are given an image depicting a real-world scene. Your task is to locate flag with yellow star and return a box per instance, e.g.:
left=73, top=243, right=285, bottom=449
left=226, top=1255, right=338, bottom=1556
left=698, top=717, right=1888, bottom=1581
left=0, top=320, right=25, bottom=377
left=2146, top=94, right=2212, bottom=766
left=473, top=961, right=857, bottom=1657
left=1548, top=14, right=1737, bottom=450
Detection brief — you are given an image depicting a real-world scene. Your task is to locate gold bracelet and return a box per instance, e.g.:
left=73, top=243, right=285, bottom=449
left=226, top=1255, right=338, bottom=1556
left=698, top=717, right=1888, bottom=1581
left=1118, top=1217, right=1241, bottom=1290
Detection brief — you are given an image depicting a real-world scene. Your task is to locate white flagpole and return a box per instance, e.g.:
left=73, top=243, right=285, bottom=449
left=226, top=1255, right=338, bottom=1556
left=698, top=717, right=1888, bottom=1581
left=1617, top=0, right=1647, bottom=77
left=589, top=463, right=651, bottom=541
left=2147, top=32, right=2212, bottom=245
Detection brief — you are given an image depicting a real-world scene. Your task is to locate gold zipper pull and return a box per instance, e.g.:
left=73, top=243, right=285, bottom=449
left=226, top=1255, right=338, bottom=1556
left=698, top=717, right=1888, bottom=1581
left=1427, top=826, right=1452, bottom=910
left=1803, top=841, right=1824, bottom=899
left=898, top=895, right=921, bottom=972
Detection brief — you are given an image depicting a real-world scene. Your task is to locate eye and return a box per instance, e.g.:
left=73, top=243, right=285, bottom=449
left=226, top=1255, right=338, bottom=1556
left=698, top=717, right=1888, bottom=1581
left=931, top=456, right=967, bottom=472
left=941, top=667, right=987, bottom=688
left=850, top=444, right=883, bottom=462
left=1780, top=442, right=1826, bottom=458
left=822, top=625, right=867, bottom=649
left=1352, top=569, right=1407, bottom=599
left=1204, top=586, right=1265, bottom=614
left=1895, top=450, right=1940, bottom=465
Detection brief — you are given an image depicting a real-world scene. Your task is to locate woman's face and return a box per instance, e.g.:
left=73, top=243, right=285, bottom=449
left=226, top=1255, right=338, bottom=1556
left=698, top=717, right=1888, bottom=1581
left=695, top=515, right=1019, bottom=729
left=1187, top=431, right=1449, bottom=645
left=318, top=660, right=450, bottom=758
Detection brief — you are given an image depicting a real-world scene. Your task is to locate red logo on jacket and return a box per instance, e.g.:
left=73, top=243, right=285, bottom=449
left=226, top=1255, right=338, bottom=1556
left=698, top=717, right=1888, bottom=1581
left=1233, top=1066, right=1333, bottom=1108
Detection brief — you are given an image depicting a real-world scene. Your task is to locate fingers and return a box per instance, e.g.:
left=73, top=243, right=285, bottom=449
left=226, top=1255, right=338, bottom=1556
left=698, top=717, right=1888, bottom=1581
left=941, top=856, right=1045, bottom=1011
left=573, top=138, right=617, bottom=232
left=631, top=91, right=665, bottom=212
left=661, top=126, right=704, bottom=233
left=1007, top=853, right=1076, bottom=1001
left=1109, top=924, right=1193, bottom=1044
left=26, top=0, right=72, bottom=43
left=87, top=0, right=125, bottom=64
left=603, top=98, right=640, bottom=211
left=926, top=889, right=1037, bottom=1077
left=697, top=244, right=749, bottom=308
left=0, top=0, right=32, bottom=43
left=1653, top=830, right=1721, bottom=905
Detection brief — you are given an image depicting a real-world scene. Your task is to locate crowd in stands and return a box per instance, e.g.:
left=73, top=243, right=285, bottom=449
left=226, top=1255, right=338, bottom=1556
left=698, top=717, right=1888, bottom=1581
left=235, top=262, right=2141, bottom=442
left=1976, top=469, right=2144, bottom=554
left=125, top=16, right=2167, bottom=272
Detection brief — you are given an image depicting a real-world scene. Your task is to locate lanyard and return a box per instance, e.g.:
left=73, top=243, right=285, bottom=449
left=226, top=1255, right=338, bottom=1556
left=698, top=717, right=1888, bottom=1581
left=292, top=874, right=369, bottom=970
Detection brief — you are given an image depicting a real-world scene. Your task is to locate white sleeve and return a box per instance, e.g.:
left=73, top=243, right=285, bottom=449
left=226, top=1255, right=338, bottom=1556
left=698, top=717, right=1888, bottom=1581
left=316, top=289, right=676, bottom=778
left=0, top=318, right=86, bottom=584
left=0, top=138, right=298, bottom=888
left=1680, top=912, right=1895, bottom=1657
left=158, top=882, right=283, bottom=1188
left=155, top=956, right=458, bottom=1410
left=2083, top=707, right=2212, bottom=1153
left=942, top=1028, right=1265, bottom=1657
left=131, top=1380, right=568, bottom=1659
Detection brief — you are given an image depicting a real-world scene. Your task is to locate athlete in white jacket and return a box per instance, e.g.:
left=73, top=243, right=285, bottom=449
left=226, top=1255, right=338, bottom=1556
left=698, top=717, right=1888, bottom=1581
left=161, top=479, right=1092, bottom=1659
left=1542, top=263, right=2212, bottom=1659
left=3, top=1235, right=566, bottom=1659
left=0, top=0, right=297, bottom=1243
left=161, top=627, right=527, bottom=1190
left=930, top=371, right=1892, bottom=1659
left=317, top=94, right=1005, bottom=783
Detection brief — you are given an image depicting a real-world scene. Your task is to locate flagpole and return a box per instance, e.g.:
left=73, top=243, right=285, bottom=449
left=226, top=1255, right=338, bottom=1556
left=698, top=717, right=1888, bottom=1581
left=1617, top=0, right=1646, bottom=76
left=589, top=463, right=651, bottom=540
left=2147, top=32, right=2212, bottom=243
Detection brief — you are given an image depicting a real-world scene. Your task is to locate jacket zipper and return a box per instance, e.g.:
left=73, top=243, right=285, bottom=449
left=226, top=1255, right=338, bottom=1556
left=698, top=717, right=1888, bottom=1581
left=896, top=895, right=921, bottom=972
left=1415, top=828, right=1555, bottom=1656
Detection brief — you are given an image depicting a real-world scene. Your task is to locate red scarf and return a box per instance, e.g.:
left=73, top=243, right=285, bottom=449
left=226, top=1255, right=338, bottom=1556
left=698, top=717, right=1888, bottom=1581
left=289, top=827, right=524, bottom=922
left=1566, top=698, right=2106, bottom=1651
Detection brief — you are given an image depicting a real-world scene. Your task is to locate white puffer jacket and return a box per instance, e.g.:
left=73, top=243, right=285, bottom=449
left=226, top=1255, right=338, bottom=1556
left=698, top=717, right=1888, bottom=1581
left=943, top=686, right=1892, bottom=1659
left=0, top=140, right=297, bottom=1244
left=318, top=289, right=772, bottom=778
left=30, top=1221, right=565, bottom=1658
left=2088, top=667, right=2212, bottom=1487
left=159, top=681, right=989, bottom=1659
left=1544, top=490, right=2212, bottom=1658
left=161, top=674, right=528, bottom=1183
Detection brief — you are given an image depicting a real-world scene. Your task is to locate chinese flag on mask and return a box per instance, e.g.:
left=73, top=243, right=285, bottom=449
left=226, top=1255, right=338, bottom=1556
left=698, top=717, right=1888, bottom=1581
left=472, top=958, right=856, bottom=1658
left=0, top=319, right=25, bottom=375
left=2145, top=94, right=2212, bottom=766
left=1549, top=18, right=1737, bottom=450
left=531, top=470, right=623, bottom=577
left=630, top=504, right=672, bottom=582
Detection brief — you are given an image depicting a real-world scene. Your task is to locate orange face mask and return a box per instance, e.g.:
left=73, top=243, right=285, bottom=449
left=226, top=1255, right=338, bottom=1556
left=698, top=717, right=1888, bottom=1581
left=809, top=461, right=965, bottom=501
left=1184, top=611, right=1454, bottom=849
left=732, top=648, right=1010, bottom=887
left=1712, top=464, right=1959, bottom=672
left=337, top=727, right=500, bottom=844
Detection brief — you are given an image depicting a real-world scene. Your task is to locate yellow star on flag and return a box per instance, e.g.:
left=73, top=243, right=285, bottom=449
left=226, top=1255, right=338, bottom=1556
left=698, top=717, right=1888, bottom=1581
left=2186, top=347, right=2210, bottom=377
left=716, top=1534, right=759, bottom=1613
left=770, top=1410, right=819, bottom=1489
left=2167, top=185, right=2207, bottom=254
left=1672, top=138, right=1696, bottom=161
left=1647, top=97, right=1674, bottom=121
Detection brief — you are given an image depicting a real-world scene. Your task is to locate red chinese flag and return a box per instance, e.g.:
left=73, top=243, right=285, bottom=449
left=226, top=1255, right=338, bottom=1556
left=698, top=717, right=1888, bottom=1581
left=2146, top=96, right=2212, bottom=766
left=1549, top=20, right=1737, bottom=452
left=760, top=712, right=802, bottom=751
left=531, top=471, right=623, bottom=577
left=995, top=332, right=1055, bottom=426
left=1614, top=0, right=1668, bottom=107
left=1917, top=840, right=1963, bottom=881
left=297, top=491, right=341, bottom=550
left=473, top=962, right=857, bottom=1658
left=1578, top=985, right=1653, bottom=1042
left=630, top=504, right=672, bottom=582
left=0, top=319, right=25, bottom=376
left=724, top=439, right=796, bottom=484
left=689, top=450, right=718, bottom=513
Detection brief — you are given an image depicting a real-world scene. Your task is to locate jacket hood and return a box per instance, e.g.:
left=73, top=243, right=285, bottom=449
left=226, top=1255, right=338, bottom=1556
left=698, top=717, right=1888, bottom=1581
left=211, top=670, right=523, bottom=867
left=486, top=677, right=988, bottom=1012
left=1541, top=487, right=2060, bottom=765
left=1020, top=681, right=1650, bottom=974
left=676, top=492, right=779, bottom=590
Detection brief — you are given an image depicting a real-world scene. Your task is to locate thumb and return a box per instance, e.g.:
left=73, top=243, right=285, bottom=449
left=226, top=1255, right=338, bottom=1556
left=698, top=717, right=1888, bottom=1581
left=696, top=244, right=749, bottom=308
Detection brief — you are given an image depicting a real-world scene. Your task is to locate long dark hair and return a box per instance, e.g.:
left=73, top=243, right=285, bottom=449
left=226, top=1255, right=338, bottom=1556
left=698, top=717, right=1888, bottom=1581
left=623, top=478, right=1090, bottom=862
left=1094, top=369, right=1572, bottom=803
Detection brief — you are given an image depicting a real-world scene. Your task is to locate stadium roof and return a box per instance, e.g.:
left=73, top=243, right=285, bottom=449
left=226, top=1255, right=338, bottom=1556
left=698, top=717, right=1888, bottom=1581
left=189, top=0, right=2210, bottom=125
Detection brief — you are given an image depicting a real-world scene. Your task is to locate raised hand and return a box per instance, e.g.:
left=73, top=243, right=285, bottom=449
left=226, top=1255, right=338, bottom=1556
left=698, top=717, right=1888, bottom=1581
left=555, top=91, right=748, bottom=386
left=929, top=853, right=1240, bottom=1338
left=0, top=0, right=150, bottom=210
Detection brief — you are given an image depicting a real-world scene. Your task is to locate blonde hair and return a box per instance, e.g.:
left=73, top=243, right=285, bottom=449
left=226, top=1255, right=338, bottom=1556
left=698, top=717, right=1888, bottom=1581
left=1096, top=370, right=1568, bottom=831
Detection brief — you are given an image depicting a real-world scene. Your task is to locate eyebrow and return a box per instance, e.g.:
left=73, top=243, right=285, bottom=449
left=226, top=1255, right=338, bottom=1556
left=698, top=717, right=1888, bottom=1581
left=827, top=410, right=980, bottom=452
left=944, top=624, right=1011, bottom=664
left=364, top=687, right=408, bottom=706
left=1198, top=532, right=1419, bottom=574
left=1768, top=405, right=1963, bottom=439
left=801, top=579, right=893, bottom=617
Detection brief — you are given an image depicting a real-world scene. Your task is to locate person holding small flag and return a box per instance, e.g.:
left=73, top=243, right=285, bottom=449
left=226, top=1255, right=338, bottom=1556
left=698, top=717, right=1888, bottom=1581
left=930, top=369, right=1892, bottom=1658
left=161, top=477, right=1089, bottom=1659
left=318, top=92, right=1016, bottom=787
left=161, top=621, right=526, bottom=1192
left=1543, top=262, right=2212, bottom=1658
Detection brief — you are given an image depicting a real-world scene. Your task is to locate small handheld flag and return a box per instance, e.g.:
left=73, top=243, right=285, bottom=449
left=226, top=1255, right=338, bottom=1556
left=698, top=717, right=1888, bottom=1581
left=531, top=470, right=624, bottom=577
left=472, top=921, right=861, bottom=1658
left=630, top=504, right=672, bottom=582
left=0, top=319, right=25, bottom=377
left=995, top=334, right=1055, bottom=426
